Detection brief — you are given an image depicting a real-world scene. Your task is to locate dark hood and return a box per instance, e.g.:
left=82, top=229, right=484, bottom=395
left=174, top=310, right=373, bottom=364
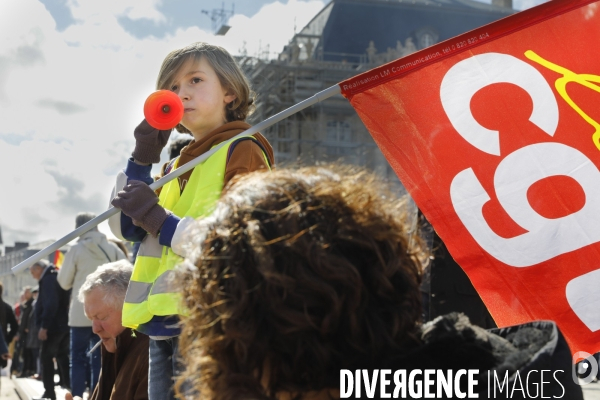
left=357, top=313, right=583, bottom=400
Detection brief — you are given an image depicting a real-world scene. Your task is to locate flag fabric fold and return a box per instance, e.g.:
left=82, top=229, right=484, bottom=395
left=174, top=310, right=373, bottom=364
left=53, top=250, right=64, bottom=268
left=341, top=0, right=600, bottom=355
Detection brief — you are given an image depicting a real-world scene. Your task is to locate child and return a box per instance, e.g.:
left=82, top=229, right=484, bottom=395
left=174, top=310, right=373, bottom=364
left=109, top=42, right=274, bottom=400
left=174, top=165, right=582, bottom=400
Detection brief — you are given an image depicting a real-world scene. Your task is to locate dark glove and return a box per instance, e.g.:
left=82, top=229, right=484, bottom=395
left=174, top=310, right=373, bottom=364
left=131, top=119, right=172, bottom=164
left=111, top=180, right=171, bottom=237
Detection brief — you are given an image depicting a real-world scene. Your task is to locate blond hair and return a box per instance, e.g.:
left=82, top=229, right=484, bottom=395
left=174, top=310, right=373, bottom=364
left=156, top=42, right=255, bottom=133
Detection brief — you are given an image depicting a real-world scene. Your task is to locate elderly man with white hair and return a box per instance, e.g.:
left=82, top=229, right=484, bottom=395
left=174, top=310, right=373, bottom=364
left=65, top=260, right=149, bottom=400
left=58, top=212, right=126, bottom=398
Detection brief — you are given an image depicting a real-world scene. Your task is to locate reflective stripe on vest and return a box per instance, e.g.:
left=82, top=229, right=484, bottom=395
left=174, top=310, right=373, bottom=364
left=122, top=135, right=270, bottom=328
left=122, top=234, right=162, bottom=328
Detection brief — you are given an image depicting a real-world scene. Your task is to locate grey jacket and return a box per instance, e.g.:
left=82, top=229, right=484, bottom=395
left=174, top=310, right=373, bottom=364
left=57, top=230, right=125, bottom=326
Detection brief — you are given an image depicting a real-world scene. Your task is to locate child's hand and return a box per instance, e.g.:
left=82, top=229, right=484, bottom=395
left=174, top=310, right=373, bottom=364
left=111, top=180, right=171, bottom=237
left=132, top=119, right=173, bottom=164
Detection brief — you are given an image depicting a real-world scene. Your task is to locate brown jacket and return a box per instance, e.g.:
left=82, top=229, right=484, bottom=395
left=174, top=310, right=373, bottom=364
left=161, top=121, right=274, bottom=193
left=90, top=329, right=149, bottom=400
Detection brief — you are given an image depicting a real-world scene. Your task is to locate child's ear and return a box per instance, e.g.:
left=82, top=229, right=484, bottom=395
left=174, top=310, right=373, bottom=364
left=224, top=90, right=237, bottom=105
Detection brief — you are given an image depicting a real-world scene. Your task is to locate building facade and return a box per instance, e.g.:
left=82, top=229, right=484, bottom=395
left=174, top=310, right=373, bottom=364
left=0, top=241, right=69, bottom=305
left=242, top=0, right=513, bottom=183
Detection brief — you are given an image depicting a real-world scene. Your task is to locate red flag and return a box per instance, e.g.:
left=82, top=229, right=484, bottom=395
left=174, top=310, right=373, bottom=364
left=341, top=0, right=600, bottom=355
left=53, top=250, right=64, bottom=268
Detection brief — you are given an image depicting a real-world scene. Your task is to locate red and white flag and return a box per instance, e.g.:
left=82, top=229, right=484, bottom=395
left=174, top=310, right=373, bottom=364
left=341, top=0, right=600, bottom=354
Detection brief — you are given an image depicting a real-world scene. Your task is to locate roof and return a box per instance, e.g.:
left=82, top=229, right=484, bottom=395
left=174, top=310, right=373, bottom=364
left=298, top=0, right=514, bottom=62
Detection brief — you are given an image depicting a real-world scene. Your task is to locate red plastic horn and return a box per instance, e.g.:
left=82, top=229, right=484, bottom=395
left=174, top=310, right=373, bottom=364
left=143, top=90, right=184, bottom=130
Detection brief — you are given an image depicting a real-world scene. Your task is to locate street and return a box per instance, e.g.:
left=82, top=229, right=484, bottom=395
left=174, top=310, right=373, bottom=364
left=0, top=377, right=20, bottom=399
left=583, top=381, right=600, bottom=400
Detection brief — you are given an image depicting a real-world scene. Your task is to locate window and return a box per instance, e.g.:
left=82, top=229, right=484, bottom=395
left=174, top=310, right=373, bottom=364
left=326, top=120, right=352, bottom=142
left=324, top=120, right=356, bottom=161
left=274, top=120, right=294, bottom=160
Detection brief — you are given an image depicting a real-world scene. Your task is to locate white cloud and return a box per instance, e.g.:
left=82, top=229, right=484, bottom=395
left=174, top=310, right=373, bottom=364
left=69, top=0, right=166, bottom=23
left=214, top=0, right=325, bottom=59
left=0, top=0, right=324, bottom=249
left=0, top=0, right=562, bottom=253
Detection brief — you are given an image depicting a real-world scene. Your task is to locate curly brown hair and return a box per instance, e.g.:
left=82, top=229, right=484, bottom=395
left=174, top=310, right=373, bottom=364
left=176, top=165, right=424, bottom=399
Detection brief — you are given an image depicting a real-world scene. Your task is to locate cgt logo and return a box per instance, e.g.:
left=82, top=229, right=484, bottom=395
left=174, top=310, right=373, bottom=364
left=573, top=351, right=599, bottom=385
left=441, top=51, right=600, bottom=333
left=442, top=52, right=600, bottom=268
left=343, top=3, right=600, bottom=357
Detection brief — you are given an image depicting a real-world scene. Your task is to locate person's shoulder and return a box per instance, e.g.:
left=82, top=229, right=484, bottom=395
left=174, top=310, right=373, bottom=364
left=45, top=268, right=60, bottom=281
left=87, top=230, right=109, bottom=242
left=71, top=240, right=88, bottom=251
left=229, top=134, right=273, bottom=165
left=106, top=240, right=127, bottom=257
left=69, top=238, right=87, bottom=248
left=63, top=242, right=84, bottom=260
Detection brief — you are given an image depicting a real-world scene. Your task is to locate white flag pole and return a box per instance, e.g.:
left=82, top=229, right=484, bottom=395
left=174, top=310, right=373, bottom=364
left=12, top=84, right=342, bottom=274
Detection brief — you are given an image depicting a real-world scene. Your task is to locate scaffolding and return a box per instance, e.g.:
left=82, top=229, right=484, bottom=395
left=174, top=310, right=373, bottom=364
left=238, top=37, right=414, bottom=185
left=237, top=0, right=512, bottom=182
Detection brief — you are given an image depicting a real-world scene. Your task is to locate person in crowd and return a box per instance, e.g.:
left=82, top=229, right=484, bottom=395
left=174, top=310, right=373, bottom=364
left=26, top=286, right=41, bottom=379
left=17, top=287, right=35, bottom=377
left=57, top=212, right=126, bottom=398
left=0, top=282, right=18, bottom=374
left=65, top=259, right=148, bottom=400
left=13, top=287, right=33, bottom=377
left=109, top=41, right=274, bottom=400
left=174, top=165, right=583, bottom=400
left=109, top=239, right=130, bottom=262
left=0, top=325, right=10, bottom=391
left=0, top=323, right=12, bottom=376
left=10, top=288, right=26, bottom=376
left=150, top=136, right=195, bottom=182
left=167, top=136, right=193, bottom=163
left=30, top=260, right=71, bottom=400
left=0, top=282, right=19, bottom=347
left=417, top=211, right=496, bottom=329
left=13, top=293, right=23, bottom=321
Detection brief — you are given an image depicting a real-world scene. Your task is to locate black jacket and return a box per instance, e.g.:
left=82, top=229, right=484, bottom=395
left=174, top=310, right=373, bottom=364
left=0, top=300, right=18, bottom=344
left=345, top=313, right=583, bottom=399
left=35, top=265, right=70, bottom=334
left=18, top=298, right=34, bottom=337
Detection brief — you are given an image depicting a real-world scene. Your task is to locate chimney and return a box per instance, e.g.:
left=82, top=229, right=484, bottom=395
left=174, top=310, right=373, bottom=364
left=5, top=242, right=29, bottom=254
left=492, top=0, right=513, bottom=8
left=14, top=242, right=29, bottom=251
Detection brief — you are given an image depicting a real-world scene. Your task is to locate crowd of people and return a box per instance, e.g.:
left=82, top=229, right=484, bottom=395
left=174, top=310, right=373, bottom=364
left=0, top=40, right=587, bottom=400
left=2, top=214, right=130, bottom=400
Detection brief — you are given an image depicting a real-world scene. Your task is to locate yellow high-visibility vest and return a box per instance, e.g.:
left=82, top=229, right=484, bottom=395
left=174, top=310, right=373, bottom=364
left=122, top=135, right=269, bottom=329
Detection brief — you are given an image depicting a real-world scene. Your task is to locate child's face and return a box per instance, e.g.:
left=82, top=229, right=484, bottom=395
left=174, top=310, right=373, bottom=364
left=169, top=57, right=236, bottom=139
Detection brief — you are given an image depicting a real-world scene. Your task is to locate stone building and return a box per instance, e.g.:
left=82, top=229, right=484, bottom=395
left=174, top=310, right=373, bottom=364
left=241, top=0, right=514, bottom=182
left=0, top=241, right=70, bottom=305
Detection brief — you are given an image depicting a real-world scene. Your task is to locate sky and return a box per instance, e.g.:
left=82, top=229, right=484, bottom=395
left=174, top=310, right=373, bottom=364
left=0, top=0, right=547, bottom=249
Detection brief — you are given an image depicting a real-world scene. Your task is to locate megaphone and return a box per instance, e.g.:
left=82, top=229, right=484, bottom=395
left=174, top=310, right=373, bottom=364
left=143, top=90, right=184, bottom=130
